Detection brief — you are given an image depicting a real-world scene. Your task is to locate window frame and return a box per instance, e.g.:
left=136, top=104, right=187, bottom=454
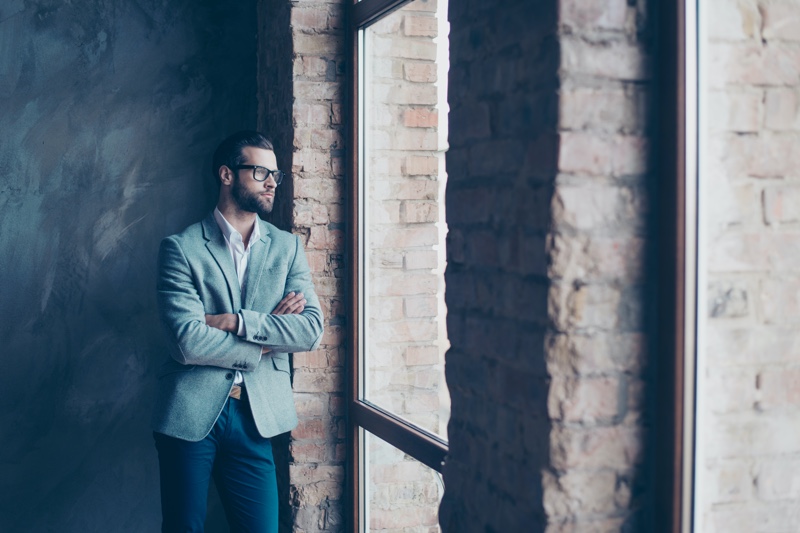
left=654, top=0, right=698, bottom=532
left=345, top=0, right=449, bottom=530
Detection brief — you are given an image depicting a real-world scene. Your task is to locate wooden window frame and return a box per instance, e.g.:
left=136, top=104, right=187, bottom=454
left=345, top=0, right=449, bottom=531
left=655, top=0, right=698, bottom=532
left=344, top=0, right=695, bottom=530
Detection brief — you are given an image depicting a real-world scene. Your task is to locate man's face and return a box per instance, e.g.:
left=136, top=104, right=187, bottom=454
left=230, top=146, right=278, bottom=217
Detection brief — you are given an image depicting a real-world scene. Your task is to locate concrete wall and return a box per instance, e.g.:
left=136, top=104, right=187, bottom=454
left=0, top=1, right=257, bottom=530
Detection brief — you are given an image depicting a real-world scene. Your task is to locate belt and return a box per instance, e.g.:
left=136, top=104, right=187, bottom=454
left=229, top=384, right=244, bottom=400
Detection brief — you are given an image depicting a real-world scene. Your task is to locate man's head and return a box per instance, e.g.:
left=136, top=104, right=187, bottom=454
left=213, top=131, right=281, bottom=217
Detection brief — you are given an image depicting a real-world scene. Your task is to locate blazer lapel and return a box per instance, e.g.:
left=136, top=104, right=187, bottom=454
left=202, top=214, right=242, bottom=311
left=243, top=219, right=272, bottom=310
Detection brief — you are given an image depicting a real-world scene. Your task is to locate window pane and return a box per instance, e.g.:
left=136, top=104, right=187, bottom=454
left=366, top=430, right=443, bottom=532
left=361, top=0, right=449, bottom=439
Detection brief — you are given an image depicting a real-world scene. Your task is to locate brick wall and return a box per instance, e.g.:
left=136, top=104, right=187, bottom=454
left=441, top=0, right=654, bottom=530
left=363, top=1, right=448, bottom=531
left=364, top=0, right=447, bottom=441
left=545, top=0, right=653, bottom=530
left=700, top=1, right=800, bottom=530
left=440, top=0, right=558, bottom=530
left=259, top=0, right=348, bottom=530
left=261, top=0, right=659, bottom=530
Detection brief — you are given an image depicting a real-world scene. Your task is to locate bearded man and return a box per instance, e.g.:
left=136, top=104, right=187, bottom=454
left=152, top=131, right=323, bottom=532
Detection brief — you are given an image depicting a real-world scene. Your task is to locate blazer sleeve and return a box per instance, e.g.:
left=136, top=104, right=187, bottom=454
left=239, top=235, right=325, bottom=354
left=157, top=236, right=262, bottom=371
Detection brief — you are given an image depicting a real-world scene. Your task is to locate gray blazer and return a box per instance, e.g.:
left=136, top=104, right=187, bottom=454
left=151, top=212, right=324, bottom=441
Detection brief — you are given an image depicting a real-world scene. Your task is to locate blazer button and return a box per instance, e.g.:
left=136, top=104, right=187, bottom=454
left=225, top=373, right=233, bottom=380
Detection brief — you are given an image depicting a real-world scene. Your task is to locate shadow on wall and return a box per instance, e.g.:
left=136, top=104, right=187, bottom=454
left=0, top=1, right=256, bottom=530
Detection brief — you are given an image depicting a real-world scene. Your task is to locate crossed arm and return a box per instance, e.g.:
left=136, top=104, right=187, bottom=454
left=157, top=235, right=324, bottom=371
left=205, top=291, right=307, bottom=354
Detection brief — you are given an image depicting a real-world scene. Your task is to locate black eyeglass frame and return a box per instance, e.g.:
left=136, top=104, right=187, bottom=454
left=233, top=165, right=285, bottom=185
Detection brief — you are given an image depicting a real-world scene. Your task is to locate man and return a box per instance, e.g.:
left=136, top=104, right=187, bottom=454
left=152, top=131, right=323, bottom=532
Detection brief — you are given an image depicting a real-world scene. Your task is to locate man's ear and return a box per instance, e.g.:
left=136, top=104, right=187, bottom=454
left=219, top=165, right=233, bottom=186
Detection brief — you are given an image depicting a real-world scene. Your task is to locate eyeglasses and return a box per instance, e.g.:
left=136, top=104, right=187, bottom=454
left=233, top=165, right=285, bottom=185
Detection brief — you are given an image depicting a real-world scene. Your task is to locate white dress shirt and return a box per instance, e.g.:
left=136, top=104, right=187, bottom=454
left=213, top=207, right=261, bottom=385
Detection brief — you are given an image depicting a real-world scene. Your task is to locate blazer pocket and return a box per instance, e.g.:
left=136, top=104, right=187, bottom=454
left=271, top=355, right=291, bottom=374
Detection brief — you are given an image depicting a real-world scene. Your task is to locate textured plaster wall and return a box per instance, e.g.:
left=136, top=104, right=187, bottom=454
left=0, top=0, right=256, bottom=530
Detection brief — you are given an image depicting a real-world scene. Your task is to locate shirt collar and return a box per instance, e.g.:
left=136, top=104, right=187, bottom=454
left=213, top=207, right=260, bottom=248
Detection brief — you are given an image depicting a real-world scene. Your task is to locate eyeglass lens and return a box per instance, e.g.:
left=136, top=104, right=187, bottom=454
left=253, top=167, right=283, bottom=184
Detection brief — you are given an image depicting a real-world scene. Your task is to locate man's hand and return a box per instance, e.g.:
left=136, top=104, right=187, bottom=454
left=207, top=294, right=305, bottom=355
left=205, top=313, right=238, bottom=333
left=261, top=292, right=306, bottom=355
left=271, top=292, right=306, bottom=315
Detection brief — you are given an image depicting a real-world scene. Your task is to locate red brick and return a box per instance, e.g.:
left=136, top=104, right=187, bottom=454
left=294, top=393, right=325, bottom=417
left=403, top=107, right=438, bottom=128
left=305, top=250, right=328, bottom=273
left=292, top=418, right=326, bottom=440
left=307, top=226, right=343, bottom=250
left=290, top=442, right=327, bottom=462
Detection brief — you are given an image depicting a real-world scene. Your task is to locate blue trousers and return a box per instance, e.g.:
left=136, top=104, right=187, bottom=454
left=154, top=392, right=278, bottom=533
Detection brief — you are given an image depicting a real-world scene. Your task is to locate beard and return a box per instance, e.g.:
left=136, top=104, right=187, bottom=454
left=231, top=176, right=274, bottom=217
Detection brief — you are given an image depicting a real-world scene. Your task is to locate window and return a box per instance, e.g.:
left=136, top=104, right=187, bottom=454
left=346, top=0, right=450, bottom=530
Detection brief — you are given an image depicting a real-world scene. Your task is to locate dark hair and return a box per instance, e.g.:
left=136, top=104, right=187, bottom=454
left=211, top=131, right=274, bottom=180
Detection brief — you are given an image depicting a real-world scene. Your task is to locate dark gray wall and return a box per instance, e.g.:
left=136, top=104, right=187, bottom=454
left=0, top=1, right=256, bottom=530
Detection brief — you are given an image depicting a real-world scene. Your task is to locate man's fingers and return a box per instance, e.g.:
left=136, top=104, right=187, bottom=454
left=285, top=298, right=306, bottom=314
left=272, top=292, right=304, bottom=315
